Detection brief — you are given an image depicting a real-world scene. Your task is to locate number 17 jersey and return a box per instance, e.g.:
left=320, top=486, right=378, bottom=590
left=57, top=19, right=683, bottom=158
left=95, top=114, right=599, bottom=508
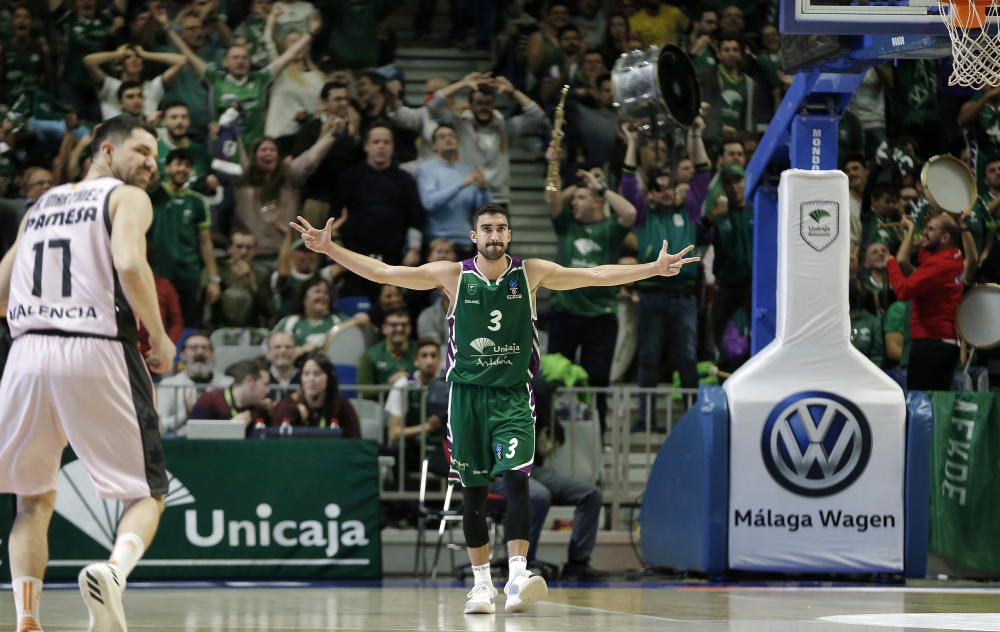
left=445, top=256, right=540, bottom=387
left=7, top=177, right=137, bottom=342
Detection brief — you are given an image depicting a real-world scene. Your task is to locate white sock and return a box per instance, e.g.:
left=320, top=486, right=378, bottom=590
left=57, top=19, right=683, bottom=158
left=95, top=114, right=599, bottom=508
left=12, top=576, right=42, bottom=630
left=509, top=555, right=527, bottom=579
left=471, top=562, right=492, bottom=587
left=109, top=532, right=145, bottom=577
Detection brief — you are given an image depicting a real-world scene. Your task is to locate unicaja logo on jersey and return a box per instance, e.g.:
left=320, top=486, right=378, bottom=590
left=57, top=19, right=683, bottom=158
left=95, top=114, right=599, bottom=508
left=470, top=337, right=496, bottom=353
left=760, top=391, right=871, bottom=497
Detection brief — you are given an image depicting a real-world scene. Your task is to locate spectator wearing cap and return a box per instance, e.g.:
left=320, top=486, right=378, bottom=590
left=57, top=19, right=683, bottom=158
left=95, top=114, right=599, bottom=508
left=416, top=124, right=489, bottom=258
left=699, top=164, right=754, bottom=359
left=83, top=43, right=187, bottom=121
left=429, top=73, right=548, bottom=206
left=149, top=148, right=221, bottom=327
left=620, top=119, right=712, bottom=428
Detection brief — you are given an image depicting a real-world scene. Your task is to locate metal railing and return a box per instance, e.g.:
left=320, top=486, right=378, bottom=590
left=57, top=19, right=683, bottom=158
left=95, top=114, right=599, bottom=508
left=156, top=379, right=702, bottom=529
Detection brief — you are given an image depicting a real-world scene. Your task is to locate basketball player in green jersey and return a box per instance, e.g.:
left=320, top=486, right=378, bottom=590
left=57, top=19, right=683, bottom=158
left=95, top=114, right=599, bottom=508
left=291, top=204, right=698, bottom=614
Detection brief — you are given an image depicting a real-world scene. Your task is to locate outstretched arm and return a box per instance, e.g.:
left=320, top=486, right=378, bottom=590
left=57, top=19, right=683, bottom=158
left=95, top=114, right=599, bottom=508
left=290, top=216, right=460, bottom=294
left=527, top=240, right=699, bottom=291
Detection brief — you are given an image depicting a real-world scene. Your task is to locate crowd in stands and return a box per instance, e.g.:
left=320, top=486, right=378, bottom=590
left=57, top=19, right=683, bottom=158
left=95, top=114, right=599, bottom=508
left=0, top=0, right=998, bottom=445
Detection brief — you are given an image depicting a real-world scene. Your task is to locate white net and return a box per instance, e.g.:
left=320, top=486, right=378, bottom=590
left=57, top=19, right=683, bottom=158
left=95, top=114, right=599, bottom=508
left=938, top=0, right=1000, bottom=89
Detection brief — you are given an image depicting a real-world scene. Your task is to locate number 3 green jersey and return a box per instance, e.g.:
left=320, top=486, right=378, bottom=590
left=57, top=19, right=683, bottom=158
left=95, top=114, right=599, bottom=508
left=445, top=256, right=540, bottom=386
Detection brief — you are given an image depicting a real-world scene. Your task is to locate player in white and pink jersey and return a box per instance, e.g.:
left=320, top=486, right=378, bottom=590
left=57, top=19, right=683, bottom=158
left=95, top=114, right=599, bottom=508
left=0, top=115, right=175, bottom=632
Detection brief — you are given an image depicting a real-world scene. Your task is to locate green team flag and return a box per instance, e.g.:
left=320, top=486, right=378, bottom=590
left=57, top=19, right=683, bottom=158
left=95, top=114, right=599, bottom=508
left=929, top=392, right=1000, bottom=572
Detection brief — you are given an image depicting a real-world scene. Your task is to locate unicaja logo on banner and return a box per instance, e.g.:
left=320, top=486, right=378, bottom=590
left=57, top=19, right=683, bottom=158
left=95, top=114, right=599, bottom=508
left=800, top=202, right=839, bottom=252
left=760, top=391, right=872, bottom=497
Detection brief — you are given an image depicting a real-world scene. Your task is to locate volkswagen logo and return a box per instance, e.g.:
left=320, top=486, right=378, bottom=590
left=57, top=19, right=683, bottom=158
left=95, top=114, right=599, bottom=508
left=760, top=391, right=871, bottom=497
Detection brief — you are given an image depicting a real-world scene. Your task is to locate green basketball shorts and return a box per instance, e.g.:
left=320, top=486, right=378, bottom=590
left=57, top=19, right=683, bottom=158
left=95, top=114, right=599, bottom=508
left=445, top=382, right=536, bottom=487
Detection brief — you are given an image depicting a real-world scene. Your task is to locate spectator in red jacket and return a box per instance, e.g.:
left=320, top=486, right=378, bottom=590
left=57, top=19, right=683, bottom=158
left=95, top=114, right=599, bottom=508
left=138, top=276, right=184, bottom=356
left=886, top=213, right=964, bottom=391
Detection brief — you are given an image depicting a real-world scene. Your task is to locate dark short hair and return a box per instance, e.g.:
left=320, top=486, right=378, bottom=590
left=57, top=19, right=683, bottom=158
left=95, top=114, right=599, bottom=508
left=166, top=147, right=194, bottom=166
left=358, top=70, right=386, bottom=90
left=416, top=337, right=440, bottom=353
left=295, top=276, right=332, bottom=317
left=160, top=99, right=189, bottom=115
left=595, top=72, right=612, bottom=89
left=841, top=154, right=867, bottom=170
left=320, top=80, right=349, bottom=100
left=227, top=358, right=266, bottom=383
left=472, top=203, right=511, bottom=229
left=694, top=7, right=718, bottom=21
left=183, top=330, right=213, bottom=350
left=384, top=308, right=411, bottom=323
left=431, top=123, right=456, bottom=142
left=89, top=114, right=156, bottom=158
left=717, top=31, right=743, bottom=49
left=470, top=83, right=496, bottom=101
left=871, top=182, right=898, bottom=200
left=557, top=24, right=581, bottom=39
left=364, top=120, right=395, bottom=144
left=117, top=80, right=144, bottom=103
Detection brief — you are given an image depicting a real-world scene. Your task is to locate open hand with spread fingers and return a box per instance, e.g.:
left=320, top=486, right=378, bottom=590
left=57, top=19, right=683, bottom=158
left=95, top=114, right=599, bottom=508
left=290, top=216, right=335, bottom=255
left=655, top=240, right=700, bottom=277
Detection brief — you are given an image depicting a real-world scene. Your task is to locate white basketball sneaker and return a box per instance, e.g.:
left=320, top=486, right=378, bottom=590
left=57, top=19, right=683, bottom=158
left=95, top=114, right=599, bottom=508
left=78, top=563, right=127, bottom=632
left=463, top=582, right=497, bottom=614
left=503, top=571, right=548, bottom=613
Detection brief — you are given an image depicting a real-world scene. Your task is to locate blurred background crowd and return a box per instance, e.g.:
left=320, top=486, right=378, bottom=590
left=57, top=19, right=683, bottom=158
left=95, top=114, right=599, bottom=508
left=0, top=0, right=997, bottom=442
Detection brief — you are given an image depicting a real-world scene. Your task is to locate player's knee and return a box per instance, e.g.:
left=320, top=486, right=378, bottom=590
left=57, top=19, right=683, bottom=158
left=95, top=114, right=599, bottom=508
left=462, top=486, right=490, bottom=548
left=503, top=470, right=529, bottom=498
left=16, top=491, right=56, bottom=516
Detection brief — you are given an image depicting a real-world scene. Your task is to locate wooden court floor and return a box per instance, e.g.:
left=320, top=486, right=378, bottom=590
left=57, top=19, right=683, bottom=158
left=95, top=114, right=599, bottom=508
left=4, top=579, right=1000, bottom=631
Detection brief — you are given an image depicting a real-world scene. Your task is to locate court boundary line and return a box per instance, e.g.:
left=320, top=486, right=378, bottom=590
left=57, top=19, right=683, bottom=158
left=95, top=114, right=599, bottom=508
left=46, top=559, right=370, bottom=567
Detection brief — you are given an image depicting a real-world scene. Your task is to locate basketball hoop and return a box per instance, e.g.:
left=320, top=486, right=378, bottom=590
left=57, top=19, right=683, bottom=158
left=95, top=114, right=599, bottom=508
left=938, top=0, right=1000, bottom=88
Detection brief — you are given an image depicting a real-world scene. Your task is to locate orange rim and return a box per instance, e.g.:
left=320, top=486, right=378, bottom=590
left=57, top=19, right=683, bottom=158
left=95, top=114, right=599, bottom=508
left=940, top=0, right=993, bottom=29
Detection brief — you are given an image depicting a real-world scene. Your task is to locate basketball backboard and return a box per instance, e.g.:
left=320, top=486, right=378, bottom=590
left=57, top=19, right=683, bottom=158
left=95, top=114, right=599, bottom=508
left=780, top=0, right=953, bottom=34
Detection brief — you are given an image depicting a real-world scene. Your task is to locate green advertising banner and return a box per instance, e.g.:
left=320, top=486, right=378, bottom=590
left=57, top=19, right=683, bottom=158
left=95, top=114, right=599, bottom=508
left=929, top=392, right=1000, bottom=572
left=0, top=439, right=382, bottom=581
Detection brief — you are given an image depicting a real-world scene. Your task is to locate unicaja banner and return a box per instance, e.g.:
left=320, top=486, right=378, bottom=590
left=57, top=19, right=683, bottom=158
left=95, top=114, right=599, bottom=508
left=0, top=439, right=382, bottom=581
left=725, top=170, right=906, bottom=572
left=929, top=392, right=1000, bottom=573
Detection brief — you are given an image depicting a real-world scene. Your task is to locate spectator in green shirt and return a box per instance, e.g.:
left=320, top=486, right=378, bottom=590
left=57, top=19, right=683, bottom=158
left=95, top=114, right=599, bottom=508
left=357, top=308, right=416, bottom=401
left=209, top=229, right=277, bottom=328
left=164, top=7, right=322, bottom=151
left=272, top=275, right=350, bottom=358
left=700, top=165, right=754, bottom=359
left=149, top=148, right=221, bottom=327
left=849, top=281, right=885, bottom=368
left=883, top=300, right=911, bottom=388
left=155, top=100, right=214, bottom=190
left=0, top=5, right=53, bottom=106
left=543, top=154, right=635, bottom=430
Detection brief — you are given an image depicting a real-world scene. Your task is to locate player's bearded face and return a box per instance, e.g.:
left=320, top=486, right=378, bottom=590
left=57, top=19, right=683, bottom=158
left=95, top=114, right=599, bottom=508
left=476, top=235, right=508, bottom=261
left=473, top=215, right=510, bottom=261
